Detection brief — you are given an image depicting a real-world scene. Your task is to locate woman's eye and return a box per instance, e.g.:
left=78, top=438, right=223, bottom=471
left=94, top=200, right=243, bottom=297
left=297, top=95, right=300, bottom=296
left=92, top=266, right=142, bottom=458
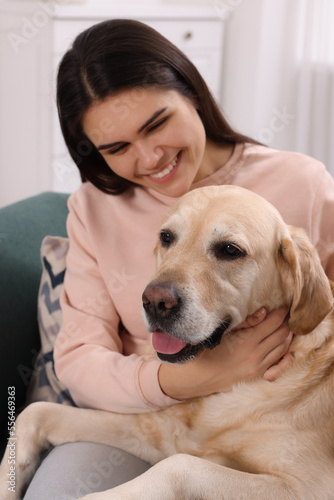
left=147, top=117, right=168, bottom=132
left=213, top=242, right=246, bottom=260
left=106, top=144, right=128, bottom=155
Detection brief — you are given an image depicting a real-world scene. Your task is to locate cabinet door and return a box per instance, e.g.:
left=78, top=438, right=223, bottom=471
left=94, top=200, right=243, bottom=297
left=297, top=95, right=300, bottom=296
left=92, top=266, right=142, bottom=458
left=146, top=20, right=224, bottom=99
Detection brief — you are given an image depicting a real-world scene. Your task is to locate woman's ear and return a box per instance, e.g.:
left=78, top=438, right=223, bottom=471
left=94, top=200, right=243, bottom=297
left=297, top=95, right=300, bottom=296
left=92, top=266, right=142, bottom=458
left=278, top=227, right=333, bottom=335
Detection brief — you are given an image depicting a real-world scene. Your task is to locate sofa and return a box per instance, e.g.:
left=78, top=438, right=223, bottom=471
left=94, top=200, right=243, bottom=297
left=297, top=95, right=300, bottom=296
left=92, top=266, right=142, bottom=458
left=0, top=192, right=70, bottom=457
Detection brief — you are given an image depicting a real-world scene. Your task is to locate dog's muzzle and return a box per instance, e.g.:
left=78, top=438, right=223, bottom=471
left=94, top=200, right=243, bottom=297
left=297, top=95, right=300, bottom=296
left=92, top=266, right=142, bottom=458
left=142, top=282, right=231, bottom=363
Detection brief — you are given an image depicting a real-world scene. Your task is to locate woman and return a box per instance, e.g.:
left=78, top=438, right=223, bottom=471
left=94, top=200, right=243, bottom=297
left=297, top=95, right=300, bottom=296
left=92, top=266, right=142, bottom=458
left=24, top=19, right=334, bottom=499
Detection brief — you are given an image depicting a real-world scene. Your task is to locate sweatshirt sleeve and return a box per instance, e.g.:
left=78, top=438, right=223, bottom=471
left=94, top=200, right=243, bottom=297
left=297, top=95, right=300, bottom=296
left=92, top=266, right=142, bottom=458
left=54, top=193, right=179, bottom=413
left=311, top=167, right=334, bottom=281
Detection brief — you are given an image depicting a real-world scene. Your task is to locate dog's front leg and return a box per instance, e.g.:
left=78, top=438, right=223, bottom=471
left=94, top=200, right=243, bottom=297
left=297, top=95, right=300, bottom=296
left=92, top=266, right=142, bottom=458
left=0, top=402, right=164, bottom=500
left=79, top=454, right=300, bottom=500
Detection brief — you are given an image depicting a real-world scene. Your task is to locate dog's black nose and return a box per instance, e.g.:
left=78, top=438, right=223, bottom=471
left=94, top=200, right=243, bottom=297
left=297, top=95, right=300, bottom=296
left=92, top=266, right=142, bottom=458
left=142, top=283, right=181, bottom=320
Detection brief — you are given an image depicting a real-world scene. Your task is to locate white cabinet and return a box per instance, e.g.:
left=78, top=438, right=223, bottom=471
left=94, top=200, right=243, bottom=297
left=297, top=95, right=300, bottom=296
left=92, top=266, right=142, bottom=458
left=0, top=2, right=226, bottom=205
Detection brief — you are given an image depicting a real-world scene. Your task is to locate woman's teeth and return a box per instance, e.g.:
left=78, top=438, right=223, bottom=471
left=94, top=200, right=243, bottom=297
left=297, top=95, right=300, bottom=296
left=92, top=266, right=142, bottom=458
left=151, top=155, right=178, bottom=179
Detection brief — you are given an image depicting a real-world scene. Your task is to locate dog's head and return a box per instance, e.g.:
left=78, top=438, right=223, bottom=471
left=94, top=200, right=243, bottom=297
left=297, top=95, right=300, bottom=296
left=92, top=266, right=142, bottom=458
left=142, top=186, right=333, bottom=363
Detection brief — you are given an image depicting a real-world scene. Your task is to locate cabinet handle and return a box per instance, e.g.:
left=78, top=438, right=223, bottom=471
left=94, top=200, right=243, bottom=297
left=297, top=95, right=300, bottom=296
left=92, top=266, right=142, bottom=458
left=183, top=31, right=193, bottom=40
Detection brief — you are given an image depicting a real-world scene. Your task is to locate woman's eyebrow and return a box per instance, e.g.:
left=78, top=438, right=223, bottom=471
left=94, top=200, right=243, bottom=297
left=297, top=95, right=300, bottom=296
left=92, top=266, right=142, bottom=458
left=97, top=141, right=124, bottom=151
left=137, top=107, right=167, bottom=134
left=97, top=107, right=168, bottom=151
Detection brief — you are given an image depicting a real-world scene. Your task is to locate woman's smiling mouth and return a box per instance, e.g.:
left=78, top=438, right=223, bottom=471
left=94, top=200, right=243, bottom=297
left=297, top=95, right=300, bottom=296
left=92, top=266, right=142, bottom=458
left=147, top=152, right=181, bottom=183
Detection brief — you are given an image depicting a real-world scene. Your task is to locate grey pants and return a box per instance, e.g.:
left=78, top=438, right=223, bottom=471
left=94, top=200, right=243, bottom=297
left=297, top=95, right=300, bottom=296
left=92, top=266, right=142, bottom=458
left=23, top=442, right=151, bottom=499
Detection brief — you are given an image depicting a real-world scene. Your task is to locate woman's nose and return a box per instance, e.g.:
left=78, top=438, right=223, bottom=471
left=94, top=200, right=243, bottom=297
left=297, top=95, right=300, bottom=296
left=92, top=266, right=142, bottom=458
left=136, top=142, right=164, bottom=171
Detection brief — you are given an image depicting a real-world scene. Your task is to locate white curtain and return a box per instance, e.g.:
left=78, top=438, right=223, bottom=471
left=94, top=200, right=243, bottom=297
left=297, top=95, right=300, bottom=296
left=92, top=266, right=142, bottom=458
left=294, top=0, right=334, bottom=174
left=221, top=0, right=334, bottom=175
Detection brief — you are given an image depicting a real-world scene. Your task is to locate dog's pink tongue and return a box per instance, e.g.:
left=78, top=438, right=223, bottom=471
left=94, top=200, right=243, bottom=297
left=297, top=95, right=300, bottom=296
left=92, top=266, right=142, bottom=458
left=152, top=330, right=187, bottom=354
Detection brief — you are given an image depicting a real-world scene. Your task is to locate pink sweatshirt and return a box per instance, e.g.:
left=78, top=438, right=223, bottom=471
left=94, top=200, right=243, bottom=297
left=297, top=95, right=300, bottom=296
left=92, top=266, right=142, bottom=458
left=54, top=143, right=334, bottom=412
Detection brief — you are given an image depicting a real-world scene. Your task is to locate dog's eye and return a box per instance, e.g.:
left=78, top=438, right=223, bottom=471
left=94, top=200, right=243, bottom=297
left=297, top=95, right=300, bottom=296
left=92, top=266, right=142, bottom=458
left=160, top=230, right=174, bottom=247
left=213, top=242, right=246, bottom=260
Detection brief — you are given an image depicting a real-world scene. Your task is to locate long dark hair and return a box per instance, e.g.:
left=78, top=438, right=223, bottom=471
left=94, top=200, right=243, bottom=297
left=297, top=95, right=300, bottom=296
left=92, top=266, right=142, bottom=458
left=57, top=19, right=255, bottom=195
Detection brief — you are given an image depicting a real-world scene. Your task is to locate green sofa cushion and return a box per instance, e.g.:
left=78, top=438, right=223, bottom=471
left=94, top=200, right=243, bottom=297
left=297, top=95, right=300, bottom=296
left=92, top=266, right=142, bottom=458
left=0, top=191, right=69, bottom=455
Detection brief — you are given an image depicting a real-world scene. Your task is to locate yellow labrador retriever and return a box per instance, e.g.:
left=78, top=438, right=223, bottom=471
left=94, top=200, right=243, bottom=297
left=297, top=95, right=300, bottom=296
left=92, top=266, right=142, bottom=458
left=1, top=185, right=334, bottom=500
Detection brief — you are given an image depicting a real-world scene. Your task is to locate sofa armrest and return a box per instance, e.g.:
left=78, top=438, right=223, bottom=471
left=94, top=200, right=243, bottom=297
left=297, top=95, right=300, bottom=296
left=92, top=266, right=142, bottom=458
left=0, top=191, right=69, bottom=455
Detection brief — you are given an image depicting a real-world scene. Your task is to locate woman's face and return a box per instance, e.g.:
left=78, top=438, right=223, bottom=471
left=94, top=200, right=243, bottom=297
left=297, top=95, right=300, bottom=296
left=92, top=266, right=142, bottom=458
left=82, top=88, right=212, bottom=198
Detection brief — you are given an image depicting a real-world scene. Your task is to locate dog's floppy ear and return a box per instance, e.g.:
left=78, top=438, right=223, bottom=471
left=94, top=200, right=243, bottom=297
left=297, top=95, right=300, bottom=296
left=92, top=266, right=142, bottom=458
left=278, top=226, right=333, bottom=335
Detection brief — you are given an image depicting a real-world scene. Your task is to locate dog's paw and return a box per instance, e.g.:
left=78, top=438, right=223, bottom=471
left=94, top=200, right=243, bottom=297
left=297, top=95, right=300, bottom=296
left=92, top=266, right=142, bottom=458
left=0, top=403, right=54, bottom=499
left=0, top=444, right=40, bottom=500
left=0, top=459, right=21, bottom=500
left=0, top=444, right=24, bottom=500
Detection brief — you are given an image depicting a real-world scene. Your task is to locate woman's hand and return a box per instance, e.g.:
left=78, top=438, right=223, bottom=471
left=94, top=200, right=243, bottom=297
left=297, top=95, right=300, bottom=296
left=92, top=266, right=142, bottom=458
left=158, top=307, right=293, bottom=401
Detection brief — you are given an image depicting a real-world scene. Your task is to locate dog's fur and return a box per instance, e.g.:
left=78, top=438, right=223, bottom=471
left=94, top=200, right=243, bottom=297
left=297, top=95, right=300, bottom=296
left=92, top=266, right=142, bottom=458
left=1, top=185, right=334, bottom=500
